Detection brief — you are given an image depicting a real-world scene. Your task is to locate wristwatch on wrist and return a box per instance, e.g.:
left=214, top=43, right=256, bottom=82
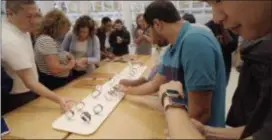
left=161, top=89, right=187, bottom=111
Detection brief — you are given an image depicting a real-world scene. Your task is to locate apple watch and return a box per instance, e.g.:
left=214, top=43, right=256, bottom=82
left=161, top=89, right=188, bottom=111
left=161, top=89, right=181, bottom=106
left=163, top=97, right=188, bottom=111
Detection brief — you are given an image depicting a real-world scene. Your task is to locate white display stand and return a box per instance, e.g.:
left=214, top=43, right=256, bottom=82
left=52, top=63, right=147, bottom=135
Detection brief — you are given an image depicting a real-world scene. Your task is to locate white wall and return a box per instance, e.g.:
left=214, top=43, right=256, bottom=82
left=36, top=1, right=212, bottom=27
left=36, top=1, right=54, bottom=15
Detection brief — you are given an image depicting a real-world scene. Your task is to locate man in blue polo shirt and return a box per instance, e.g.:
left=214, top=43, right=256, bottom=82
left=119, top=0, right=226, bottom=127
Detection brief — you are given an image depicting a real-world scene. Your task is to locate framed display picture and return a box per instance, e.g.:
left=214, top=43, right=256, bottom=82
left=94, top=1, right=103, bottom=12
left=88, top=2, right=94, bottom=13
left=67, top=1, right=80, bottom=13
left=178, top=1, right=191, bottom=9
left=103, top=1, right=113, bottom=12
left=113, top=1, right=122, bottom=11
left=192, top=1, right=204, bottom=9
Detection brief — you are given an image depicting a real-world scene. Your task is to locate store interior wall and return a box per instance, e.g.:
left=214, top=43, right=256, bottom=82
left=36, top=1, right=212, bottom=26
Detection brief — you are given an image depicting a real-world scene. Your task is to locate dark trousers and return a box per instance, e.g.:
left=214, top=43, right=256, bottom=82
left=39, top=72, right=71, bottom=90
left=2, top=91, right=39, bottom=115
left=71, top=70, right=86, bottom=80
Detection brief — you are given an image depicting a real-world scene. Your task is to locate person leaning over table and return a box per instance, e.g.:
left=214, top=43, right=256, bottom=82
left=35, top=9, right=75, bottom=90
left=119, top=0, right=226, bottom=127
left=62, top=15, right=101, bottom=80
left=119, top=44, right=170, bottom=90
left=1, top=0, right=74, bottom=115
left=157, top=0, right=272, bottom=139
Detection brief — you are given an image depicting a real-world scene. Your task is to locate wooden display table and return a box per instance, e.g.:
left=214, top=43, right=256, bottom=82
left=2, top=55, right=165, bottom=139
left=67, top=55, right=166, bottom=139
left=67, top=99, right=166, bottom=139
left=1, top=135, right=24, bottom=139
left=2, top=87, right=92, bottom=139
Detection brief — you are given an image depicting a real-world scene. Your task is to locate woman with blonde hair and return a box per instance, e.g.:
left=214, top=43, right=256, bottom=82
left=35, top=9, right=75, bottom=90
left=134, top=14, right=153, bottom=55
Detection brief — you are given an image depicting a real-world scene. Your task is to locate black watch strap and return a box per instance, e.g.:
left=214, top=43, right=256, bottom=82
left=161, top=92, right=167, bottom=106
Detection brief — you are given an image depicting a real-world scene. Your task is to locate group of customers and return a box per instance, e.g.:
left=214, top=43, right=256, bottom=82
left=1, top=0, right=157, bottom=115
left=117, top=0, right=271, bottom=139
left=2, top=0, right=272, bottom=139
left=1, top=0, right=149, bottom=115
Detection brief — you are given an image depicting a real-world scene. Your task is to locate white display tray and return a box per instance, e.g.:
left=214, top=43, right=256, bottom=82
left=52, top=64, right=147, bottom=135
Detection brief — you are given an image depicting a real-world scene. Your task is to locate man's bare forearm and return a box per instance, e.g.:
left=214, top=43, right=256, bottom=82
left=26, top=81, right=62, bottom=104
left=130, top=81, right=158, bottom=95
left=18, top=69, right=62, bottom=104
left=130, top=77, right=148, bottom=86
left=130, top=74, right=167, bottom=95
left=204, top=126, right=245, bottom=139
left=166, top=107, right=204, bottom=139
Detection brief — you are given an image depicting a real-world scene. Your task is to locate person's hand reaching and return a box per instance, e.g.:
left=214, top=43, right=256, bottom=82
left=58, top=97, right=78, bottom=113
left=119, top=79, right=135, bottom=86
left=191, top=119, right=206, bottom=136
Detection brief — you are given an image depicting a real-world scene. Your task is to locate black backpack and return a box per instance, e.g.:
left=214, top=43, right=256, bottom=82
left=226, top=38, right=272, bottom=127
left=226, top=38, right=272, bottom=136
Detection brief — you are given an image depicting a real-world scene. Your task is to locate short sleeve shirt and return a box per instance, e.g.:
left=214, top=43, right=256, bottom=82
left=159, top=22, right=227, bottom=127
left=35, top=35, right=70, bottom=77
left=1, top=19, right=39, bottom=94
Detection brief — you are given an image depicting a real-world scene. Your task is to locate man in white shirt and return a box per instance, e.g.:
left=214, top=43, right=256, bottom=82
left=1, top=0, right=72, bottom=114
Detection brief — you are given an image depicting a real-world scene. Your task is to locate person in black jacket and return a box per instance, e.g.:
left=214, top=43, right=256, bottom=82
left=206, top=20, right=238, bottom=84
left=149, top=0, right=272, bottom=139
left=96, top=17, right=115, bottom=60
left=109, top=19, right=131, bottom=56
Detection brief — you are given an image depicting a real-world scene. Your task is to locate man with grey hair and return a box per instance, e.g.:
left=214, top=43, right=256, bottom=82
left=2, top=0, right=74, bottom=114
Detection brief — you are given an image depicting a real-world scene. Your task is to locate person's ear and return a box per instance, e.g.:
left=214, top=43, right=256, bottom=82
left=153, top=19, right=162, bottom=31
left=6, top=9, right=14, bottom=16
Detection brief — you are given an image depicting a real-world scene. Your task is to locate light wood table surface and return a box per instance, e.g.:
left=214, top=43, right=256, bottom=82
left=2, top=55, right=165, bottom=139
left=2, top=87, right=91, bottom=139
left=67, top=55, right=166, bottom=139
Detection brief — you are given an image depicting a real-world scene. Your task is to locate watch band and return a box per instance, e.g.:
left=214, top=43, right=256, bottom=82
left=162, top=94, right=188, bottom=112
left=161, top=89, right=180, bottom=106
left=161, top=91, right=168, bottom=107
left=164, top=103, right=188, bottom=112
